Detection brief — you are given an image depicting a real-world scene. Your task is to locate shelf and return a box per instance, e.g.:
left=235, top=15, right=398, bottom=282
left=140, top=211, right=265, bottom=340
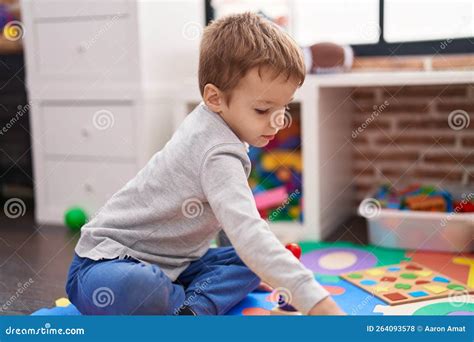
left=303, top=70, right=474, bottom=88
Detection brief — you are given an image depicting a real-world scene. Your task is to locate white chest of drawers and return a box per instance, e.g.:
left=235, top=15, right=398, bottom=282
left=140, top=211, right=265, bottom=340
left=21, top=0, right=204, bottom=224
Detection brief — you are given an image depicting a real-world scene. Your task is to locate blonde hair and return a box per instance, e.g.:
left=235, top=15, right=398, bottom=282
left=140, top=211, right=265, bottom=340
left=198, top=12, right=306, bottom=99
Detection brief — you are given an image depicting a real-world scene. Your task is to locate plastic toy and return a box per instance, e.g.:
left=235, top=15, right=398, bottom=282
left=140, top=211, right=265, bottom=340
left=285, top=243, right=302, bottom=259
left=247, top=114, right=303, bottom=222
left=254, top=186, right=288, bottom=211
left=261, top=151, right=302, bottom=172
left=372, top=183, right=463, bottom=213
left=64, top=207, right=88, bottom=232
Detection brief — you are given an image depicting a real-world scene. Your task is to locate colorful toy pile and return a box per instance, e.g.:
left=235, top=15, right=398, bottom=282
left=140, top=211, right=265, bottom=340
left=374, top=184, right=474, bottom=213
left=248, top=113, right=303, bottom=222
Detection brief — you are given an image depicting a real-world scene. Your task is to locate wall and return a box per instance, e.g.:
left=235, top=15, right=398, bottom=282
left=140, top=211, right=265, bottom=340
left=351, top=82, right=473, bottom=201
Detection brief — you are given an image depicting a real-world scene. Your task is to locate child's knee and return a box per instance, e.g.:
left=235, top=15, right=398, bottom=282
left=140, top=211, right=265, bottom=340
left=115, top=263, right=182, bottom=314
left=72, top=261, right=182, bottom=315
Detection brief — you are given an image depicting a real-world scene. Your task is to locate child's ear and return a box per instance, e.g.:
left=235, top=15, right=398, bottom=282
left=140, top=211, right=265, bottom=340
left=203, top=84, right=225, bottom=113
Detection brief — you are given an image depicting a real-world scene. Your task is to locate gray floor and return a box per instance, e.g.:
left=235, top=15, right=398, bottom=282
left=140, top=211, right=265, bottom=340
left=0, top=202, right=80, bottom=315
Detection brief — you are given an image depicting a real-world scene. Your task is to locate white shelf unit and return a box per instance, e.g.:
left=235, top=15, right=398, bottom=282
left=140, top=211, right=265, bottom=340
left=174, top=70, right=474, bottom=242
left=21, top=0, right=204, bottom=225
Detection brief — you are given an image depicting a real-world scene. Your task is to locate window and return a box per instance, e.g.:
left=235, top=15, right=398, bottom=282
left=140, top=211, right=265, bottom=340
left=384, top=0, right=472, bottom=42
left=207, top=0, right=474, bottom=56
left=292, top=0, right=380, bottom=46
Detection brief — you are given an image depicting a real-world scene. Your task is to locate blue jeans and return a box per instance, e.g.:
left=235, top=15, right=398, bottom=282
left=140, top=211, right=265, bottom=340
left=65, top=247, right=260, bottom=315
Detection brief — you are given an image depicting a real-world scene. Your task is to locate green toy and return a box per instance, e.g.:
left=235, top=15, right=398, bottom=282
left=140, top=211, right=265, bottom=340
left=64, top=207, right=88, bottom=231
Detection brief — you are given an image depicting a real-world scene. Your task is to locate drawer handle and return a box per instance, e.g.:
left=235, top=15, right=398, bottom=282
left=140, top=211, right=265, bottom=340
left=80, top=127, right=90, bottom=138
left=77, top=43, right=87, bottom=54
left=83, top=183, right=94, bottom=193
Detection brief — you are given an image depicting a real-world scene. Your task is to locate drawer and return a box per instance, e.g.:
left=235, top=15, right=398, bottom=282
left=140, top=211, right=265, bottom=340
left=34, top=16, right=136, bottom=80
left=44, top=159, right=136, bottom=217
left=40, top=102, right=136, bottom=158
left=30, top=0, right=130, bottom=19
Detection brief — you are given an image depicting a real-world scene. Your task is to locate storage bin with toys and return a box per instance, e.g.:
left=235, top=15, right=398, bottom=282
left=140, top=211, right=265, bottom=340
left=359, top=184, right=474, bottom=253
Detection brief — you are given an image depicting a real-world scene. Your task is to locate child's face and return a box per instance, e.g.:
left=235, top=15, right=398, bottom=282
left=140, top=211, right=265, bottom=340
left=205, top=67, right=299, bottom=148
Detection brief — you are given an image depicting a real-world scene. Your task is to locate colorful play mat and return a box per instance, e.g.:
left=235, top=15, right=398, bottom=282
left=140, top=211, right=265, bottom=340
left=32, top=241, right=474, bottom=316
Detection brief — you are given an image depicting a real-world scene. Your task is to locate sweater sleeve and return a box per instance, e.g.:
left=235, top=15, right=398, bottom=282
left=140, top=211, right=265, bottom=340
left=200, top=144, right=329, bottom=314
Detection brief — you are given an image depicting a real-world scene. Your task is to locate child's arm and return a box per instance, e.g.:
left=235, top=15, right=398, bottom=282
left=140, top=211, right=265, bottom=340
left=200, top=144, right=345, bottom=315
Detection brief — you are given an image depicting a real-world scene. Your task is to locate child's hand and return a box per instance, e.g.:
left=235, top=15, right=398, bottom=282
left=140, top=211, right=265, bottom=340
left=257, top=281, right=273, bottom=292
left=308, top=296, right=346, bottom=315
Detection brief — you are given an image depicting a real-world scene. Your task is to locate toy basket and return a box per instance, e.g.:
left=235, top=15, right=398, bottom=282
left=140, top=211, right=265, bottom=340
left=362, top=207, right=473, bottom=252
left=358, top=185, right=474, bottom=252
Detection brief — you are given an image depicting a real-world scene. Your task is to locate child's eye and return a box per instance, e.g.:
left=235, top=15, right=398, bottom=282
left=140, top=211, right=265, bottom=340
left=254, top=108, right=269, bottom=114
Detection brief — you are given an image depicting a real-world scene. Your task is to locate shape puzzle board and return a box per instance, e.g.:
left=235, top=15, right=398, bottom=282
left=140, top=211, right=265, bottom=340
left=341, top=262, right=474, bottom=305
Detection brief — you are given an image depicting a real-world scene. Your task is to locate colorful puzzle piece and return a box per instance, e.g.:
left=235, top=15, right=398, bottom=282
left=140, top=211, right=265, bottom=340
left=387, top=267, right=401, bottom=272
left=381, top=276, right=396, bottom=282
left=433, top=276, right=450, bottom=283
left=415, top=280, right=430, bottom=285
left=423, top=285, right=448, bottom=294
left=341, top=262, right=474, bottom=305
left=367, top=269, right=385, bottom=276
left=384, top=292, right=407, bottom=301
left=415, top=270, right=432, bottom=277
left=373, top=286, right=390, bottom=293
left=447, top=284, right=466, bottom=291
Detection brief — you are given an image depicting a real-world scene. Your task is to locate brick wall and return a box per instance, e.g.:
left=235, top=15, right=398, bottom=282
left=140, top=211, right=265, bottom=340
left=353, top=54, right=474, bottom=71
left=351, top=83, right=473, bottom=201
